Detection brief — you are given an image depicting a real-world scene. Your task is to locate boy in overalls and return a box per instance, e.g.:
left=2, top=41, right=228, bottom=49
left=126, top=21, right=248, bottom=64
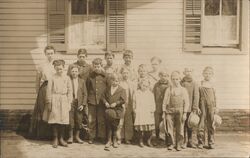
left=162, top=71, right=189, bottom=151
left=197, top=66, right=218, bottom=149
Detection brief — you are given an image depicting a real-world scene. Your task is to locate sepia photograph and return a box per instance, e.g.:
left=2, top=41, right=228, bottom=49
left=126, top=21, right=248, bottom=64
left=0, top=0, right=249, bottom=157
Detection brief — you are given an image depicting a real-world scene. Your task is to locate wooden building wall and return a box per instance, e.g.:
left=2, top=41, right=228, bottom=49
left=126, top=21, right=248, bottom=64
left=126, top=0, right=249, bottom=109
left=0, top=0, right=249, bottom=110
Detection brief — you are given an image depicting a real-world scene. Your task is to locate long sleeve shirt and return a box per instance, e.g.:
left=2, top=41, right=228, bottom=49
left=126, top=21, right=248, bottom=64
left=162, top=86, right=190, bottom=113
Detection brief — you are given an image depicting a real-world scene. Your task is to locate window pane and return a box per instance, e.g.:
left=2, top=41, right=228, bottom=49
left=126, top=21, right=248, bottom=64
left=72, top=0, right=87, bottom=15
left=222, top=0, right=237, bottom=15
left=205, top=0, right=220, bottom=15
left=89, top=0, right=104, bottom=14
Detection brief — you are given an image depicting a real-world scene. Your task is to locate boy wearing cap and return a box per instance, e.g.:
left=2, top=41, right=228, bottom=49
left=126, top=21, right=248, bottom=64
left=180, top=68, right=200, bottom=148
left=162, top=71, right=189, bottom=151
left=67, top=48, right=91, bottom=81
left=86, top=58, right=108, bottom=144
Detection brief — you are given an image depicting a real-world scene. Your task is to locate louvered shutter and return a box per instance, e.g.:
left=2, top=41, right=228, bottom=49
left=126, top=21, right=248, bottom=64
left=183, top=0, right=202, bottom=52
left=48, top=0, right=68, bottom=52
left=107, top=0, right=126, bottom=52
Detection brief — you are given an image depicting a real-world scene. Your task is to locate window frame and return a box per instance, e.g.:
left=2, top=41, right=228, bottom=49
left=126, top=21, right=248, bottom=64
left=183, top=0, right=249, bottom=54
left=66, top=0, right=107, bottom=54
left=200, top=0, right=249, bottom=54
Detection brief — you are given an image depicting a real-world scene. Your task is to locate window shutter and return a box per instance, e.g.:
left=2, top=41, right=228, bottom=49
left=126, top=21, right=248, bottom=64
left=183, top=0, right=202, bottom=52
left=48, top=0, right=68, bottom=52
left=107, top=0, right=126, bottom=52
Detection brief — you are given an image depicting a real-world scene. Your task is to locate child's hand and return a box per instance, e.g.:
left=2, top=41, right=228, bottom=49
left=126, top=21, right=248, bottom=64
left=110, top=103, right=116, bottom=108
left=78, top=105, right=84, bottom=111
left=105, top=102, right=110, bottom=108
left=192, top=108, right=201, bottom=115
left=182, top=113, right=187, bottom=122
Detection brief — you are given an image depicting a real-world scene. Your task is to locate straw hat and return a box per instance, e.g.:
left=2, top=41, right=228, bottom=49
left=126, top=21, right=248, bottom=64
left=213, top=114, right=222, bottom=128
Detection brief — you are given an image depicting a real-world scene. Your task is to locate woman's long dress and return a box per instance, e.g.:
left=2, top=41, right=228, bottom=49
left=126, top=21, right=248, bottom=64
left=29, top=61, right=55, bottom=139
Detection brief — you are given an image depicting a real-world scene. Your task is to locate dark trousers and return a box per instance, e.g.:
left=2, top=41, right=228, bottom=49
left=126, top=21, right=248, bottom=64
left=69, top=99, right=88, bottom=130
left=165, top=111, right=184, bottom=147
left=154, top=112, right=163, bottom=138
left=184, top=112, right=193, bottom=144
left=88, top=104, right=106, bottom=140
left=197, top=102, right=215, bottom=146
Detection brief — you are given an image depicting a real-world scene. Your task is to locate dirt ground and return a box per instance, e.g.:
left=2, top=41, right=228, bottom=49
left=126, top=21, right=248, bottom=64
left=0, top=130, right=249, bottom=158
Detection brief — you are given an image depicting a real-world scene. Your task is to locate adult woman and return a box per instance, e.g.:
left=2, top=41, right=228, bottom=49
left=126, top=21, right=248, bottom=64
left=29, top=45, right=56, bottom=139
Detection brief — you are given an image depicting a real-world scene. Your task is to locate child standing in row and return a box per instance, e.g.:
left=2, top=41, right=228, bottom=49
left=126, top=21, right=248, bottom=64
left=134, top=79, right=155, bottom=147
left=162, top=71, right=189, bottom=151
left=67, top=65, right=88, bottom=144
left=46, top=60, right=73, bottom=148
left=148, top=56, right=162, bottom=86
left=86, top=58, right=108, bottom=144
left=181, top=68, right=200, bottom=148
left=118, top=67, right=136, bottom=144
left=152, top=69, right=170, bottom=140
left=102, top=74, right=126, bottom=151
left=119, top=50, right=137, bottom=82
left=104, top=52, right=118, bottom=78
left=67, top=49, right=91, bottom=81
left=197, top=66, right=218, bottom=149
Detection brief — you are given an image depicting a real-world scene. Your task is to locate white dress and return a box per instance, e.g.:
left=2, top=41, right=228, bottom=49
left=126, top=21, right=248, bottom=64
left=134, top=90, right=155, bottom=127
left=47, top=73, right=73, bottom=124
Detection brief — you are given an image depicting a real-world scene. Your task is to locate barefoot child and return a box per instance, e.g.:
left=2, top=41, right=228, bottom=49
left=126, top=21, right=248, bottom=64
left=46, top=60, right=73, bottom=148
left=102, top=74, right=126, bottom=151
left=181, top=68, right=200, bottom=148
left=134, top=79, right=155, bottom=147
left=162, top=71, right=189, bottom=151
left=67, top=65, right=88, bottom=144
left=197, top=66, right=218, bottom=149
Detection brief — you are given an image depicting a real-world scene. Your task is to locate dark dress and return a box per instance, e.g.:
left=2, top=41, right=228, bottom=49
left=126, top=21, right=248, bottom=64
left=29, top=81, right=52, bottom=139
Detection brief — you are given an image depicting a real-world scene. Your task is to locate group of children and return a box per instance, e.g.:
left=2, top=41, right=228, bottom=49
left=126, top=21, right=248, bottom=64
left=37, top=46, right=219, bottom=151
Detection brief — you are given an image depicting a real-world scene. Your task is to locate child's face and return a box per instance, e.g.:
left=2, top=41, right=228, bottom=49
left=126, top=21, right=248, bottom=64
left=105, top=55, right=113, bottom=65
left=71, top=67, right=79, bottom=79
left=140, top=82, right=149, bottom=91
left=138, top=69, right=147, bottom=78
left=171, top=75, right=180, bottom=86
left=183, top=68, right=193, bottom=77
left=151, top=60, right=160, bottom=71
left=78, top=54, right=87, bottom=63
left=123, top=55, right=132, bottom=65
left=111, top=78, right=119, bottom=87
left=159, top=73, right=169, bottom=82
left=203, top=70, right=213, bottom=81
left=55, top=65, right=64, bottom=75
left=122, top=70, right=129, bottom=80
left=93, top=63, right=102, bottom=73
left=45, top=49, right=55, bottom=62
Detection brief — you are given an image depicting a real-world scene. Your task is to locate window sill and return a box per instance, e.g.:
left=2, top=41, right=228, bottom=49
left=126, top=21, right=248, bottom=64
left=201, top=47, right=248, bottom=55
left=66, top=48, right=106, bottom=55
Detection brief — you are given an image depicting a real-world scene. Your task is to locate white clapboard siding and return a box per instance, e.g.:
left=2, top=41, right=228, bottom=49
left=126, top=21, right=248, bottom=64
left=0, top=0, right=47, bottom=109
left=127, top=0, right=249, bottom=109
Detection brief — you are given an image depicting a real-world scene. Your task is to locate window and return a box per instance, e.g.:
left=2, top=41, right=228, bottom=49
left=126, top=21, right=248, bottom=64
left=69, top=0, right=106, bottom=50
left=202, top=0, right=240, bottom=47
left=47, top=0, right=126, bottom=53
left=183, top=0, right=249, bottom=53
